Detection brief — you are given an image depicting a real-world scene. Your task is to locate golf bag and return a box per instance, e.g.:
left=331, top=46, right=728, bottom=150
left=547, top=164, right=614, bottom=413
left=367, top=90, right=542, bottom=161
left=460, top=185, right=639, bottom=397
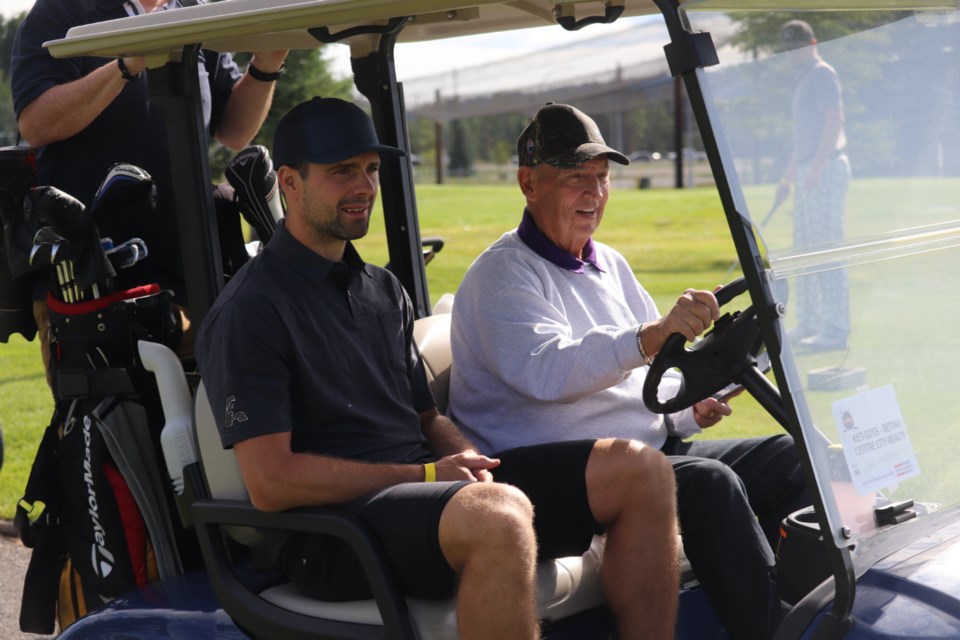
left=15, top=165, right=186, bottom=633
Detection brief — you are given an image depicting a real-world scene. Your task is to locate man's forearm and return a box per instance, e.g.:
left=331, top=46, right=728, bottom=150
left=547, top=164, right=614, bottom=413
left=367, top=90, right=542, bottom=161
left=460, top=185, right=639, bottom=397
left=235, top=437, right=427, bottom=512
left=421, top=411, right=479, bottom=458
left=18, top=59, right=130, bottom=147
left=216, top=52, right=287, bottom=150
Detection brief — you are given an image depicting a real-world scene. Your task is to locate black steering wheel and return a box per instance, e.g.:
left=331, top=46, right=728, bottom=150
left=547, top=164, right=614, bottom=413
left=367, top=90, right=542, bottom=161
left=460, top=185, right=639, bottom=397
left=642, top=277, right=765, bottom=414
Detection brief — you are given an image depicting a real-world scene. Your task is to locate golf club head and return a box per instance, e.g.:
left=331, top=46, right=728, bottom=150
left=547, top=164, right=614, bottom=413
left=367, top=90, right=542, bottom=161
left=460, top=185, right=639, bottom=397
left=28, top=228, right=67, bottom=268
left=104, top=237, right=149, bottom=271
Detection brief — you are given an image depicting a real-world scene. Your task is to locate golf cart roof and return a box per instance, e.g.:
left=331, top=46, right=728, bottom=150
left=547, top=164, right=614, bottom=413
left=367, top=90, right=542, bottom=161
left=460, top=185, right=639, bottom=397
left=45, top=0, right=960, bottom=62
left=46, top=0, right=666, bottom=60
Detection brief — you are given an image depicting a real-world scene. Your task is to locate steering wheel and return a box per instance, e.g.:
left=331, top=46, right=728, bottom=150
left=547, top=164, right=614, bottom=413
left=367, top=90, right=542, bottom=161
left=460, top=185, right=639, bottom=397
left=642, top=276, right=765, bottom=414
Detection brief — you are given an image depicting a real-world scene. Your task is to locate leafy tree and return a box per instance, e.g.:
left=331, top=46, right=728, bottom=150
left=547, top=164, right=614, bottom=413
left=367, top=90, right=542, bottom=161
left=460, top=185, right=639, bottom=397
left=1, top=13, right=26, bottom=145
left=729, top=12, right=909, bottom=55
left=446, top=119, right=472, bottom=176
left=463, top=112, right=527, bottom=163
left=0, top=77, right=16, bottom=146
left=407, top=114, right=436, bottom=166
left=1, top=12, right=25, bottom=75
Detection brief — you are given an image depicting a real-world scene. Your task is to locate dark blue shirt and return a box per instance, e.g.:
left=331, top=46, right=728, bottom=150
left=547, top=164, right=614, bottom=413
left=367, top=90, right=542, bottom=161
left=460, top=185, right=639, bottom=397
left=196, top=220, right=435, bottom=465
left=11, top=0, right=241, bottom=301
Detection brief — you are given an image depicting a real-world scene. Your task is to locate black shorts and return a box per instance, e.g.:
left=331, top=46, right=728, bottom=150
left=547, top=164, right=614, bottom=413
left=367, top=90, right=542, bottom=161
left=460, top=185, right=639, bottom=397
left=495, top=439, right=602, bottom=560
left=281, top=439, right=599, bottom=601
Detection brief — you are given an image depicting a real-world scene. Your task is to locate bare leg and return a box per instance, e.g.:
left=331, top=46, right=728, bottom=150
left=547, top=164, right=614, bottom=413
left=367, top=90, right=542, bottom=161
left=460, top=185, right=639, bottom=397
left=438, top=482, right=539, bottom=640
left=587, top=438, right=679, bottom=639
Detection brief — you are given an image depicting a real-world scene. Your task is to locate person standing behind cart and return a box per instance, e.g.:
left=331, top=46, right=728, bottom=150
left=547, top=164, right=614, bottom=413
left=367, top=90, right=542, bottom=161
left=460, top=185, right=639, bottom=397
left=11, top=0, right=287, bottom=383
left=775, top=19, right=851, bottom=352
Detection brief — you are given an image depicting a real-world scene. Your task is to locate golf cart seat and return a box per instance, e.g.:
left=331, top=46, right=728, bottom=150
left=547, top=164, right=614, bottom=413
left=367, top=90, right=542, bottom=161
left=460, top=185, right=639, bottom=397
left=158, top=305, right=608, bottom=639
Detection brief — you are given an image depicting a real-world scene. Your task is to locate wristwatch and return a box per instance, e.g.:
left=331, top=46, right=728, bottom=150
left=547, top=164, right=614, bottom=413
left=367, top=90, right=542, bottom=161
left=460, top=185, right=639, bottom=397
left=247, top=62, right=285, bottom=82
left=117, top=58, right=140, bottom=81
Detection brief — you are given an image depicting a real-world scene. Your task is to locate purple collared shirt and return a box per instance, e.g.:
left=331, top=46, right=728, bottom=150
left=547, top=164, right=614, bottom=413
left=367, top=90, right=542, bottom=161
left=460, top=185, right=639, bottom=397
left=516, top=208, right=606, bottom=274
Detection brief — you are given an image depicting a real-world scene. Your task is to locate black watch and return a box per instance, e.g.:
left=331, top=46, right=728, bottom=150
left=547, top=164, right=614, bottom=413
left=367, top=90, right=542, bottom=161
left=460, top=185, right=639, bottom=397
left=117, top=58, right=141, bottom=81
left=247, top=62, right=284, bottom=82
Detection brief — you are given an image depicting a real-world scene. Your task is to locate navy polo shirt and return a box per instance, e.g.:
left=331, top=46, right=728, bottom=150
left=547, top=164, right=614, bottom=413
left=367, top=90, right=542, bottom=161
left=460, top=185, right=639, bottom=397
left=196, top=220, right=436, bottom=465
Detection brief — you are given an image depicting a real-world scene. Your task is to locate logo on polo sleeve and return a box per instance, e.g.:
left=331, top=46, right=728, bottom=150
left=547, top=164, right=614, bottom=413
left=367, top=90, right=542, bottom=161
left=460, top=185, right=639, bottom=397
left=224, top=396, right=249, bottom=429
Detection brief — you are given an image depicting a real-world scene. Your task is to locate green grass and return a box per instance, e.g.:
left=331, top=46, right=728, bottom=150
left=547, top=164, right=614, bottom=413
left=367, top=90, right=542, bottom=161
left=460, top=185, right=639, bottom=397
left=0, top=183, right=780, bottom=520
left=0, top=333, right=53, bottom=522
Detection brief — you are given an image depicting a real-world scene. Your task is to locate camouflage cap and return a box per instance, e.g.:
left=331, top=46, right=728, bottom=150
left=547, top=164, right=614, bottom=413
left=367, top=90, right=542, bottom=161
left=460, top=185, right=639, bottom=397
left=517, top=103, right=629, bottom=169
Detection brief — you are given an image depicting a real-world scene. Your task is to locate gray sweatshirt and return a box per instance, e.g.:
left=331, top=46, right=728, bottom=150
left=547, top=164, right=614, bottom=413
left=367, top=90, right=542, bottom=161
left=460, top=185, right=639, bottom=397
left=449, top=230, right=699, bottom=454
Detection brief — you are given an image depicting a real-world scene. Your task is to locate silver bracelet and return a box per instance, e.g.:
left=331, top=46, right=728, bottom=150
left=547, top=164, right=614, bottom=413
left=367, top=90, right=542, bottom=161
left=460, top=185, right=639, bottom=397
left=636, top=323, right=654, bottom=366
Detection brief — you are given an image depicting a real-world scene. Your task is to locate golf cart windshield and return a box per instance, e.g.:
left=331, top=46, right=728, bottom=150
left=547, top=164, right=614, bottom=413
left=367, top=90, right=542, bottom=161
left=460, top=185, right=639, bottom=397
left=682, top=2, right=960, bottom=557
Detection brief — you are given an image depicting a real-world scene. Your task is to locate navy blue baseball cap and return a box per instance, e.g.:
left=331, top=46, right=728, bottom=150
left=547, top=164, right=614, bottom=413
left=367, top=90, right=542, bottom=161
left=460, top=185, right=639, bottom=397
left=273, top=97, right=405, bottom=168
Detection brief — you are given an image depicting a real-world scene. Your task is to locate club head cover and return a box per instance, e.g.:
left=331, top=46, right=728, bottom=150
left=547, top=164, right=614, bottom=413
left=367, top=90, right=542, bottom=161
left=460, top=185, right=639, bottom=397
left=26, top=186, right=114, bottom=292
left=26, top=186, right=92, bottom=243
left=225, top=145, right=284, bottom=244
left=90, top=163, right=157, bottom=221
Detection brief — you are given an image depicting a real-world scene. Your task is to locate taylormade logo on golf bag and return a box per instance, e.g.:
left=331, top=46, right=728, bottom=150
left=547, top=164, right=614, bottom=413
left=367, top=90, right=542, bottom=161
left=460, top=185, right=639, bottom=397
left=83, top=415, right=114, bottom=579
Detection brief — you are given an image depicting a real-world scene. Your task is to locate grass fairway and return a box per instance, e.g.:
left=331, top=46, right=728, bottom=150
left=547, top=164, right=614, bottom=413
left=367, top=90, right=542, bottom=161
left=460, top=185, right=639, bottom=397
left=0, top=183, right=782, bottom=520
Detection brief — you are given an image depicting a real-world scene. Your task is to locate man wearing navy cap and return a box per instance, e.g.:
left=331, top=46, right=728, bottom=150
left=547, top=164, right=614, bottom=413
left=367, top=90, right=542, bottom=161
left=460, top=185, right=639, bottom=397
left=197, top=97, right=681, bottom=639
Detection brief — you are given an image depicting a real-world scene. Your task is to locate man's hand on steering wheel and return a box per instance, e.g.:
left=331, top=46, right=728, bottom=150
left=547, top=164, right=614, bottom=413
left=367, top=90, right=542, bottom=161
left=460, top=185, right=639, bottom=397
left=692, top=391, right=741, bottom=428
left=642, top=277, right=765, bottom=415
left=642, top=288, right=720, bottom=358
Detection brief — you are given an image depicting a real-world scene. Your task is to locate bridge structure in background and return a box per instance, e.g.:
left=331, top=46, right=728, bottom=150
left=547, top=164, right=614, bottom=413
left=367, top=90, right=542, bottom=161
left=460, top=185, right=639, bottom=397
left=399, top=15, right=742, bottom=187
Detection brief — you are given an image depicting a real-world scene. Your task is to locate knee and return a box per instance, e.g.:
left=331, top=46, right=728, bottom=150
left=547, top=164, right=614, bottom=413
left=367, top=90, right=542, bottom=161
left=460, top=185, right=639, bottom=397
left=676, top=459, right=745, bottom=509
left=602, top=438, right=674, bottom=490
left=682, top=458, right=738, bottom=488
left=770, top=436, right=809, bottom=502
left=588, top=439, right=676, bottom=520
left=445, top=483, right=535, bottom=558
left=482, top=483, right=535, bottom=537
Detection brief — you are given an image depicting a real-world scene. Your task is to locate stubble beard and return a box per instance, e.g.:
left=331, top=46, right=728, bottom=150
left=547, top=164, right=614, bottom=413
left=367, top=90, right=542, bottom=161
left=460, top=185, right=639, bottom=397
left=306, top=197, right=372, bottom=243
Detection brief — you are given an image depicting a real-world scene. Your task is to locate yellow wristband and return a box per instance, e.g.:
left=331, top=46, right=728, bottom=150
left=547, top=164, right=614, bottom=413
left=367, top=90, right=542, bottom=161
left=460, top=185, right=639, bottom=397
left=423, top=462, right=437, bottom=483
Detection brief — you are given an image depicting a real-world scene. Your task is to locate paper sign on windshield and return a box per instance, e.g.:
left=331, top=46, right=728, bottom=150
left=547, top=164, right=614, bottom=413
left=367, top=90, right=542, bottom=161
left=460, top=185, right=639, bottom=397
left=832, top=384, right=920, bottom=495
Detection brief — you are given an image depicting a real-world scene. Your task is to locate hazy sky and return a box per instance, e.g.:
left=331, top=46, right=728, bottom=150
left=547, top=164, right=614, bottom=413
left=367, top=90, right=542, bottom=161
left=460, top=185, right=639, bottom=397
left=3, top=0, right=33, bottom=16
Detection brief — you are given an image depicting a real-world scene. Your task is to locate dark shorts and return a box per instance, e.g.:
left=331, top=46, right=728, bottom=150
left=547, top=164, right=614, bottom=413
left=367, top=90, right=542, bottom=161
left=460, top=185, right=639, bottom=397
left=281, top=439, right=599, bottom=601
left=495, top=439, right=602, bottom=560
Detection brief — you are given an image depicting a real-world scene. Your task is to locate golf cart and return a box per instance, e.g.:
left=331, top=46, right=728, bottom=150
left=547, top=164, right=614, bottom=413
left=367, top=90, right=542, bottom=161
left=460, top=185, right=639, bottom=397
left=22, top=0, right=960, bottom=638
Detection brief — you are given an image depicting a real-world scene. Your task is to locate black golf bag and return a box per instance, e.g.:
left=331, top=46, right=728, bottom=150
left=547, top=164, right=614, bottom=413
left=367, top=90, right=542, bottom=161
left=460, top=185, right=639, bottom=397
left=15, top=165, right=187, bottom=633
